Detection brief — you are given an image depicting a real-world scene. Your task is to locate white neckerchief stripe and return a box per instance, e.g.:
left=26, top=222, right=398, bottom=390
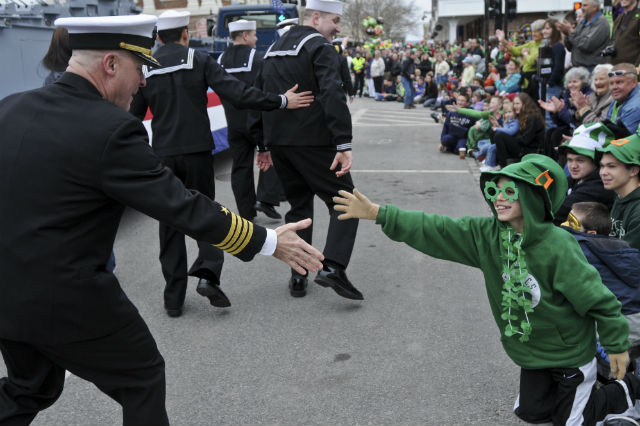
left=223, top=49, right=256, bottom=73
left=142, top=48, right=195, bottom=78
left=264, top=33, right=323, bottom=58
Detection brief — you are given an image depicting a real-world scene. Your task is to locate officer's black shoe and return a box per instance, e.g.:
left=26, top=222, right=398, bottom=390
left=196, top=278, right=231, bottom=308
left=166, top=307, right=182, bottom=318
left=255, top=201, right=282, bottom=219
left=289, top=276, right=308, bottom=298
left=314, top=266, right=364, bottom=300
left=430, top=112, right=440, bottom=124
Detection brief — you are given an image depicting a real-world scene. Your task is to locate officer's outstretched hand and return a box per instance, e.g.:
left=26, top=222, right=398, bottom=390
left=330, top=151, right=352, bottom=177
left=273, top=219, right=324, bottom=275
left=333, top=189, right=379, bottom=221
left=284, top=84, right=314, bottom=109
left=609, top=351, right=630, bottom=380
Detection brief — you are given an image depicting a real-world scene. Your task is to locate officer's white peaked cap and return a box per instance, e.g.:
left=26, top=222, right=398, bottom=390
left=229, top=19, right=256, bottom=32
left=54, top=15, right=160, bottom=66
left=306, top=0, right=344, bottom=15
left=157, top=10, right=190, bottom=31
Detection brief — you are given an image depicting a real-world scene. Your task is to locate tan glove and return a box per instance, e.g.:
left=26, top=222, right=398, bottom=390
left=609, top=351, right=630, bottom=380
left=333, top=189, right=379, bottom=221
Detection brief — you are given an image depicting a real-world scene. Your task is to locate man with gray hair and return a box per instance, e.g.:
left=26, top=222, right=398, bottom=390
left=557, top=0, right=611, bottom=69
left=606, top=62, right=640, bottom=135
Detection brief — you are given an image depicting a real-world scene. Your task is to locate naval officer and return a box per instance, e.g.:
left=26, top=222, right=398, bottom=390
left=255, top=0, right=363, bottom=300
left=130, top=10, right=313, bottom=317
left=0, top=15, right=323, bottom=424
left=218, top=19, right=284, bottom=221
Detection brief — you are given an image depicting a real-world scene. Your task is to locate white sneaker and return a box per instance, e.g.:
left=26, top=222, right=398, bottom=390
left=479, top=165, right=501, bottom=172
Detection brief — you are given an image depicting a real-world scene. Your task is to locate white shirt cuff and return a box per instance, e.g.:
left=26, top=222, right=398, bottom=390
left=259, top=228, right=277, bottom=256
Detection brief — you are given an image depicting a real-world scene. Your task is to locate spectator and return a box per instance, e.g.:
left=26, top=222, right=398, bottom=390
left=494, top=93, right=545, bottom=167
left=41, top=27, right=71, bottom=86
left=351, top=51, right=365, bottom=97
left=606, top=63, right=640, bottom=135
left=554, top=123, right=617, bottom=225
left=539, top=19, right=566, bottom=129
left=448, top=95, right=504, bottom=155
left=364, top=50, right=375, bottom=97
left=438, top=92, right=478, bottom=157
left=494, top=58, right=522, bottom=98
left=598, top=134, right=640, bottom=250
left=469, top=38, right=484, bottom=58
left=460, top=56, right=475, bottom=87
left=479, top=102, right=520, bottom=171
left=572, top=63, right=614, bottom=125
left=413, top=76, right=426, bottom=104
left=418, top=52, right=432, bottom=76
left=610, top=0, right=640, bottom=65
left=492, top=41, right=510, bottom=79
left=557, top=0, right=611, bottom=70
left=434, top=53, right=450, bottom=85
left=391, top=52, right=402, bottom=80
left=539, top=66, right=593, bottom=158
left=371, top=50, right=385, bottom=95
left=561, top=202, right=640, bottom=347
left=375, top=78, right=399, bottom=102
left=496, top=20, right=544, bottom=99
left=422, top=73, right=438, bottom=108
left=401, top=50, right=417, bottom=109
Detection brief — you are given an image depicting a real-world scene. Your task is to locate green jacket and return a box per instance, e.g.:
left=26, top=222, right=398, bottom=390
left=611, top=185, right=640, bottom=250
left=508, top=40, right=540, bottom=73
left=376, top=182, right=629, bottom=369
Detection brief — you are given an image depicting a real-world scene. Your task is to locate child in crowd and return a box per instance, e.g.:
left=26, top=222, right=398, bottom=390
left=395, top=75, right=405, bottom=103
left=334, top=154, right=638, bottom=426
left=478, top=103, right=520, bottom=172
left=471, top=89, right=485, bottom=111
left=413, top=76, right=426, bottom=104
left=445, top=95, right=502, bottom=156
left=438, top=92, right=477, bottom=157
left=375, top=79, right=398, bottom=102
left=562, top=202, right=640, bottom=349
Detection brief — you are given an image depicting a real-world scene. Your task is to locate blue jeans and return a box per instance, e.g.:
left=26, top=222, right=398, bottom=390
left=436, top=74, right=447, bottom=85
left=476, top=139, right=497, bottom=166
left=401, top=77, right=415, bottom=107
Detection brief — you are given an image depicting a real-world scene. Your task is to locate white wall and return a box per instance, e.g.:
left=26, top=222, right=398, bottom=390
left=437, top=0, right=575, bottom=18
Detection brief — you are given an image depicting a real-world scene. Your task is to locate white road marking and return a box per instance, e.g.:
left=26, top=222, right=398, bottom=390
left=351, top=108, right=368, bottom=124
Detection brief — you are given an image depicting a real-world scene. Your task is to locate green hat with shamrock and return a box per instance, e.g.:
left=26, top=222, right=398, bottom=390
left=596, top=133, right=640, bottom=167
left=480, top=153, right=568, bottom=220
left=559, top=122, right=615, bottom=160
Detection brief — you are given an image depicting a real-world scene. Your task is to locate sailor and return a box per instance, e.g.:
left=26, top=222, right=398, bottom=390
left=332, top=37, right=356, bottom=101
left=255, top=0, right=363, bottom=300
left=0, top=15, right=323, bottom=424
left=218, top=19, right=284, bottom=221
left=130, top=10, right=313, bottom=317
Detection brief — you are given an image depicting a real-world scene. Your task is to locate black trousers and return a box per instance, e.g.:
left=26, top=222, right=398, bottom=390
left=159, top=152, right=223, bottom=309
left=0, top=316, right=168, bottom=426
left=354, top=72, right=365, bottom=96
left=269, top=146, right=358, bottom=275
left=515, top=359, right=638, bottom=426
left=373, top=76, right=383, bottom=94
left=228, top=128, right=283, bottom=220
left=494, top=132, right=536, bottom=167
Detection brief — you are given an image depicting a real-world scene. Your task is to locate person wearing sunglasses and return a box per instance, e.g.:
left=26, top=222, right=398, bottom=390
left=606, top=63, right=640, bottom=136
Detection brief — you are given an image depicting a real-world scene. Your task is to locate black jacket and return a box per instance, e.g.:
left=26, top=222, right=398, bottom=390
left=130, top=43, right=284, bottom=157
left=401, top=57, right=415, bottom=80
left=554, top=169, right=617, bottom=225
left=256, top=25, right=352, bottom=151
left=0, top=73, right=266, bottom=344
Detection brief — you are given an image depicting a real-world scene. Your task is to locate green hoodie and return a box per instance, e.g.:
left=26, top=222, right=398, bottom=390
left=611, top=185, right=640, bottom=250
left=375, top=155, right=629, bottom=369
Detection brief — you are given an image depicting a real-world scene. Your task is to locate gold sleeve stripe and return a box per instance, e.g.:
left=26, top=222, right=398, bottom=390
left=228, top=221, right=254, bottom=255
left=218, top=216, right=246, bottom=251
left=214, top=212, right=238, bottom=249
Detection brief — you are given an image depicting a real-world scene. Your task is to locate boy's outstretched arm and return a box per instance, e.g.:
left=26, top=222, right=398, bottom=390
left=334, top=189, right=379, bottom=220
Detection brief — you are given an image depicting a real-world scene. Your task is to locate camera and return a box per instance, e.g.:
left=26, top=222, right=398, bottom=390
left=601, top=45, right=617, bottom=57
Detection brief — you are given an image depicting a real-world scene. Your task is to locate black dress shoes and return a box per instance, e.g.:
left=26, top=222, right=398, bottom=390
left=289, top=276, right=308, bottom=298
left=255, top=201, right=282, bottom=219
left=165, top=307, right=182, bottom=318
left=196, top=278, right=231, bottom=307
left=314, top=266, right=364, bottom=300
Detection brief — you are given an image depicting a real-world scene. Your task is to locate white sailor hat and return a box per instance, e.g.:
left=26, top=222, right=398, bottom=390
left=276, top=17, right=298, bottom=29
left=306, top=0, right=344, bottom=15
left=157, top=10, right=190, bottom=31
left=54, top=15, right=160, bottom=66
left=228, top=19, right=256, bottom=32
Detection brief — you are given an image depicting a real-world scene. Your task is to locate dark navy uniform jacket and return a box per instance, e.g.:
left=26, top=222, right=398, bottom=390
left=0, top=72, right=266, bottom=344
left=130, top=43, right=286, bottom=157
left=256, top=25, right=353, bottom=152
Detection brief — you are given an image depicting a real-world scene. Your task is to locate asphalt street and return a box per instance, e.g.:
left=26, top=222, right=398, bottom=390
left=1, top=97, right=534, bottom=425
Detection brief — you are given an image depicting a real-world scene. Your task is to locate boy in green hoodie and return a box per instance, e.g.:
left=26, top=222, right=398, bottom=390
left=334, top=154, right=638, bottom=426
left=597, top=134, right=640, bottom=251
